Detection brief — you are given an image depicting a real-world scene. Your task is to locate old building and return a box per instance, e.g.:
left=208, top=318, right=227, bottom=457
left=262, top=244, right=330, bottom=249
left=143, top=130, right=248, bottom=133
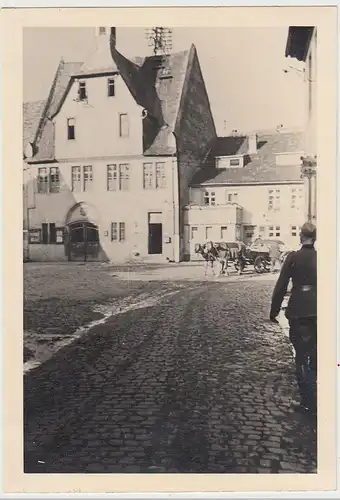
left=184, top=130, right=306, bottom=260
left=23, top=27, right=216, bottom=262
left=285, top=26, right=317, bottom=223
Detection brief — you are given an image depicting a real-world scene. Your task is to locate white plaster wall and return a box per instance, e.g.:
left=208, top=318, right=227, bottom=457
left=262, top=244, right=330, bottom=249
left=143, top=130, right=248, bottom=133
left=26, top=157, right=178, bottom=262
left=54, top=74, right=143, bottom=160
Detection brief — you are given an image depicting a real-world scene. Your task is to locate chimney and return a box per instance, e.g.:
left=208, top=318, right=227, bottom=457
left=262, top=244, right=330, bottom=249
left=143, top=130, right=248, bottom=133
left=248, top=133, right=257, bottom=155
left=95, top=27, right=116, bottom=48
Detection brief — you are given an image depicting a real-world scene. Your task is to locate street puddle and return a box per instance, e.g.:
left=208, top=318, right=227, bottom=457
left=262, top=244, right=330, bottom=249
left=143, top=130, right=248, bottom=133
left=24, top=290, right=180, bottom=375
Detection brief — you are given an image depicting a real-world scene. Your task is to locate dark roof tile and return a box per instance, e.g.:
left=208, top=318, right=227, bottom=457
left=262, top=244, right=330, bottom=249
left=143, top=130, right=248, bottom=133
left=23, top=100, right=46, bottom=152
left=191, top=131, right=304, bottom=185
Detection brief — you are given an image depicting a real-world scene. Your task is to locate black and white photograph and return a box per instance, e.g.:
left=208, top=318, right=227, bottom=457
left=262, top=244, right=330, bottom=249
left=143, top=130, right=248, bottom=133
left=21, top=23, right=320, bottom=475
left=2, top=7, right=333, bottom=491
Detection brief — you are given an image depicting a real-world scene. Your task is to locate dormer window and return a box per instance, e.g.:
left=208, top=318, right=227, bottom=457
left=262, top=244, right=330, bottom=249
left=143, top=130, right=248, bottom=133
left=78, top=81, right=87, bottom=101
left=216, top=156, right=243, bottom=169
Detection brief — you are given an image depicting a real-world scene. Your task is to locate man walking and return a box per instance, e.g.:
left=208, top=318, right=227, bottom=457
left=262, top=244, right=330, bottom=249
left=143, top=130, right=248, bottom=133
left=236, top=238, right=246, bottom=275
left=269, top=222, right=317, bottom=417
left=269, top=240, right=281, bottom=273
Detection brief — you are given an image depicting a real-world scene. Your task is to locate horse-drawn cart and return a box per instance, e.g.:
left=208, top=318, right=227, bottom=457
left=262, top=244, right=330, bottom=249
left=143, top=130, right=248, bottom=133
left=234, top=238, right=287, bottom=274
left=194, top=239, right=288, bottom=275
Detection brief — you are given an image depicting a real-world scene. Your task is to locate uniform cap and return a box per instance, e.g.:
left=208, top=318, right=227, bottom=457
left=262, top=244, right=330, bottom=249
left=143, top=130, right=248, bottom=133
left=300, top=222, right=316, bottom=239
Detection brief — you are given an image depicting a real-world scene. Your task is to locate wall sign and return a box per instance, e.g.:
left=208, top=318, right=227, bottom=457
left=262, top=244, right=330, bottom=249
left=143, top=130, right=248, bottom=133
left=29, top=229, right=41, bottom=244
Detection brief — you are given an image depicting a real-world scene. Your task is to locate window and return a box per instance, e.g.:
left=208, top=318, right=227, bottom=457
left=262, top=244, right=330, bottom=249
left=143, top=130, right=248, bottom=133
left=221, top=226, right=228, bottom=240
left=119, top=222, right=126, bottom=241
left=291, top=225, right=298, bottom=237
left=67, top=118, right=75, bottom=140
left=71, top=166, right=81, bottom=192
left=216, top=156, right=243, bottom=169
left=99, top=27, right=106, bottom=35
left=275, top=225, right=281, bottom=237
left=38, top=167, right=48, bottom=193
left=108, top=78, right=115, bottom=97
left=205, top=226, right=213, bottom=240
left=119, top=164, right=129, bottom=190
left=143, top=163, right=154, bottom=189
left=156, top=162, right=166, bottom=188
left=107, top=164, right=117, bottom=191
left=111, top=222, right=118, bottom=241
left=83, top=166, right=93, bottom=191
left=56, top=228, right=64, bottom=244
left=268, top=225, right=274, bottom=237
left=204, top=191, right=216, bottom=206
left=78, top=81, right=87, bottom=101
left=291, top=187, right=303, bottom=209
left=226, top=191, right=238, bottom=203
left=191, top=226, right=198, bottom=240
left=49, top=167, right=60, bottom=193
left=268, top=188, right=280, bottom=211
left=107, top=164, right=130, bottom=191
left=119, top=113, right=129, bottom=137
left=111, top=222, right=125, bottom=242
left=259, top=226, right=265, bottom=236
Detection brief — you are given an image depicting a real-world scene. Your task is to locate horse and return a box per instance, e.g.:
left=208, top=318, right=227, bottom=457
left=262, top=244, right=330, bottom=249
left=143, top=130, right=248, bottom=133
left=195, top=241, right=230, bottom=276
left=194, top=242, right=218, bottom=276
left=212, top=242, right=231, bottom=275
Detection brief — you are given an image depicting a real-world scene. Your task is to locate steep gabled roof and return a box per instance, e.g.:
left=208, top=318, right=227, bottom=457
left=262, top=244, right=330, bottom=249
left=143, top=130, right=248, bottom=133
left=24, top=41, right=194, bottom=162
left=23, top=100, right=46, bottom=153
left=23, top=61, right=83, bottom=162
left=191, top=131, right=304, bottom=186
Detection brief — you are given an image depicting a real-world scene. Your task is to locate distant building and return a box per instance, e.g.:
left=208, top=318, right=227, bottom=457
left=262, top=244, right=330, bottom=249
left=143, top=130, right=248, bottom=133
left=184, top=130, right=306, bottom=260
left=23, top=27, right=216, bottom=262
left=285, top=26, right=317, bottom=223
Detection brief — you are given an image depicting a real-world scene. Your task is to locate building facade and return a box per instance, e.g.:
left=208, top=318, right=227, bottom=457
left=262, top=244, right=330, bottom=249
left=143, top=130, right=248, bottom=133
left=285, top=26, right=317, bottom=223
left=23, top=27, right=216, bottom=262
left=184, top=131, right=306, bottom=260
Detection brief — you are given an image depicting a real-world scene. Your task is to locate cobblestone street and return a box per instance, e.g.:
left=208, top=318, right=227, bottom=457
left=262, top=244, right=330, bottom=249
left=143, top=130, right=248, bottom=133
left=24, top=264, right=317, bottom=474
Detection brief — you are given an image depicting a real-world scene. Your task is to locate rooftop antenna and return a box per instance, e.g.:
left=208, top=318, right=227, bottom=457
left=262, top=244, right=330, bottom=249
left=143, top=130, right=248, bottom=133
left=145, top=27, right=173, bottom=56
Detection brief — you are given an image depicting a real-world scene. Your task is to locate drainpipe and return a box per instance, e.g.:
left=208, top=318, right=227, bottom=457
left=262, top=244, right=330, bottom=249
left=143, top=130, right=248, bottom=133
left=171, top=155, right=180, bottom=263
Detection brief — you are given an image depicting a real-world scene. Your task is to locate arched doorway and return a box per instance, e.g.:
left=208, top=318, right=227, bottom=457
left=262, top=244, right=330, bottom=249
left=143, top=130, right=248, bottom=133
left=65, top=203, right=101, bottom=261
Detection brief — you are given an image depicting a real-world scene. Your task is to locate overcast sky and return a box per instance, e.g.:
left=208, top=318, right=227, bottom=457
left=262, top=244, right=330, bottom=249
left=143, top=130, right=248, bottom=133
left=23, top=27, right=305, bottom=135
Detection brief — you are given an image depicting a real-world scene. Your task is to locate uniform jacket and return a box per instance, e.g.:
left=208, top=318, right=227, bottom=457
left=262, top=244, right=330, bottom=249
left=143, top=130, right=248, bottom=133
left=270, top=244, right=317, bottom=319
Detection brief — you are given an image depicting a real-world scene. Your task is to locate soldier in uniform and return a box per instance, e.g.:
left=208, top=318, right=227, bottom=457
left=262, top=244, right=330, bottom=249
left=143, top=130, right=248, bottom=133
left=236, top=238, right=247, bottom=275
left=269, top=222, right=317, bottom=417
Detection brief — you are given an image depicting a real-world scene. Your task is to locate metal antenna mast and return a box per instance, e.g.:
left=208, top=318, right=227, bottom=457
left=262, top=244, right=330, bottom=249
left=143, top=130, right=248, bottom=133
left=145, top=27, right=173, bottom=56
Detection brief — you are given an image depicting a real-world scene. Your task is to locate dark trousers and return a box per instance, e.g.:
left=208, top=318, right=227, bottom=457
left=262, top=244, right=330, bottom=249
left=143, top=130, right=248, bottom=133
left=288, top=317, right=317, bottom=412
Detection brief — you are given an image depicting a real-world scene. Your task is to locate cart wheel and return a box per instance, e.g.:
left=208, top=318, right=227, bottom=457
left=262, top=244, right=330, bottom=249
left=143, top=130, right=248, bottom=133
left=254, top=256, right=266, bottom=274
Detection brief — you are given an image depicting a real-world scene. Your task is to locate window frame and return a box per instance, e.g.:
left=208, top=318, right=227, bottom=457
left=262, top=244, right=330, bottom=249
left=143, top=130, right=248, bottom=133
left=119, top=113, right=129, bottom=137
left=71, top=165, right=81, bottom=192
left=49, top=166, right=60, bottom=194
left=204, top=191, right=216, bottom=206
left=78, top=81, right=87, bottom=101
left=111, top=222, right=126, bottom=242
left=108, top=78, right=115, bottom=97
left=67, top=118, right=76, bottom=140
left=83, top=165, right=93, bottom=192
left=38, top=167, right=49, bottom=194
